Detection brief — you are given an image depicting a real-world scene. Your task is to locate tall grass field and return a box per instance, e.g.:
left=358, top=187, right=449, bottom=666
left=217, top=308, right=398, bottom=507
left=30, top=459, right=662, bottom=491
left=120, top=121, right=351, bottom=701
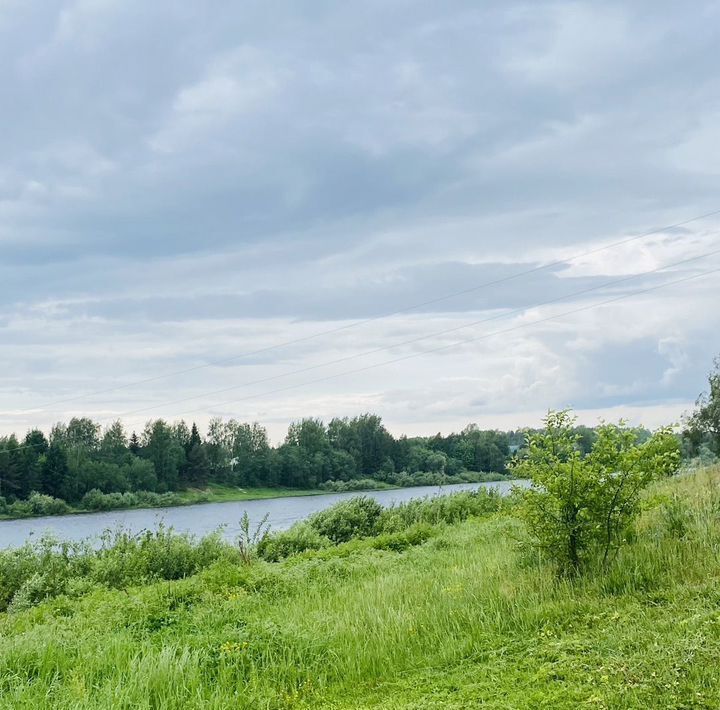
left=1, top=468, right=719, bottom=708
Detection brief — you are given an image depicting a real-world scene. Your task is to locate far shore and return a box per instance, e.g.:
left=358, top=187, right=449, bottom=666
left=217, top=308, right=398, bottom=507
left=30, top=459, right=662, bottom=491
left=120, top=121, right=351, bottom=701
left=0, top=475, right=511, bottom=523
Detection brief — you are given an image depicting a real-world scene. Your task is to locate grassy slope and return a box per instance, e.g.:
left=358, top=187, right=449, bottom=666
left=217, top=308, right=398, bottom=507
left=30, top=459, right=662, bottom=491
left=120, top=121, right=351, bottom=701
left=1, top=469, right=719, bottom=708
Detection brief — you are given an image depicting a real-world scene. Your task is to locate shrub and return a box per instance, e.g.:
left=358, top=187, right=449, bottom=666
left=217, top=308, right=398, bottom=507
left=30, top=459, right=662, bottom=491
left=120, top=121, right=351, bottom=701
left=0, top=536, right=92, bottom=612
left=27, top=492, right=71, bottom=516
left=371, top=523, right=435, bottom=552
left=91, top=526, right=235, bottom=588
left=318, top=478, right=385, bottom=492
left=81, top=489, right=141, bottom=511
left=6, top=500, right=33, bottom=518
left=377, top=488, right=503, bottom=533
left=512, top=410, right=680, bottom=575
left=134, top=490, right=183, bottom=508
left=308, top=496, right=384, bottom=543
left=0, top=525, right=239, bottom=613
left=258, top=523, right=331, bottom=561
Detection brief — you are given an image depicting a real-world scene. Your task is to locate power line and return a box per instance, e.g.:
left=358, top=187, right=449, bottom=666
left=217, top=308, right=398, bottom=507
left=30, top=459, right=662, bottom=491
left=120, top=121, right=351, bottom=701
left=17, top=207, right=720, bottom=414
left=174, top=265, right=720, bottom=421
left=3, top=260, right=717, bottom=456
left=109, top=245, right=720, bottom=420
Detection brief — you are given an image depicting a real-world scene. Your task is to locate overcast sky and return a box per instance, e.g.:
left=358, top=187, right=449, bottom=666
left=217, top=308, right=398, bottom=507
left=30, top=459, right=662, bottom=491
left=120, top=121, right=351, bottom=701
left=1, top=0, right=719, bottom=441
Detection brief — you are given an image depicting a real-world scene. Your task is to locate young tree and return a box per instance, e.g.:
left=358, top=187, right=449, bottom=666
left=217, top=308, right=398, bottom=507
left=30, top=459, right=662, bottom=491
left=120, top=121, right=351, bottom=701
left=684, top=356, right=720, bottom=455
left=512, top=410, right=679, bottom=575
left=20, top=429, right=48, bottom=498
left=188, top=422, right=202, bottom=450
left=141, top=420, right=185, bottom=491
left=0, top=435, right=22, bottom=499
left=52, top=417, right=101, bottom=476
left=206, top=417, right=232, bottom=480
left=185, top=443, right=210, bottom=486
left=100, top=421, right=129, bottom=464
left=128, top=431, right=141, bottom=456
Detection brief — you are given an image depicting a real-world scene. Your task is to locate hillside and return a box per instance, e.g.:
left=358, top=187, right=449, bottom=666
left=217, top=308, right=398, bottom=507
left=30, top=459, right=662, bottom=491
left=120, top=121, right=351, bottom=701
left=1, top=468, right=719, bottom=708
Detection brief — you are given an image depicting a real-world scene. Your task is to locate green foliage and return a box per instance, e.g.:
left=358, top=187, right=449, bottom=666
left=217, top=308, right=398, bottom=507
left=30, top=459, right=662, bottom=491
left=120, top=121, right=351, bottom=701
left=308, top=496, right=384, bottom=543
left=512, top=410, right=680, bottom=574
left=377, top=488, right=503, bottom=532
left=0, top=526, right=237, bottom=613
left=318, top=477, right=389, bottom=492
left=0, top=488, right=501, bottom=612
left=256, top=488, right=503, bottom=561
left=370, top=522, right=435, bottom=552
left=26, top=492, right=71, bottom=516
left=236, top=511, right=270, bottom=564
left=1, top=412, right=520, bottom=520
left=684, top=355, right=720, bottom=455
left=0, top=469, right=719, bottom=707
left=257, top=522, right=332, bottom=561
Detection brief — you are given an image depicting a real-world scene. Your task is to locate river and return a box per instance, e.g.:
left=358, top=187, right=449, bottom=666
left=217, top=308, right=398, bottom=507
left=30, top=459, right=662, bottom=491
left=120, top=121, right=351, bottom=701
left=0, top=480, right=526, bottom=549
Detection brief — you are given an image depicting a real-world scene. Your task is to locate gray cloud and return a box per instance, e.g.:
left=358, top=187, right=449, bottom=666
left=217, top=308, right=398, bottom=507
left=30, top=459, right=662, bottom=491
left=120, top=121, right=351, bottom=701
left=1, top=1, right=719, bottom=437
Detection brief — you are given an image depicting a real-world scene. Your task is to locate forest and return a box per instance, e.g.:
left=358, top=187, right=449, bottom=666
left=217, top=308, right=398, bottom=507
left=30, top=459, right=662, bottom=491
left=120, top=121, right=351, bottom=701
left=0, top=414, right=517, bottom=516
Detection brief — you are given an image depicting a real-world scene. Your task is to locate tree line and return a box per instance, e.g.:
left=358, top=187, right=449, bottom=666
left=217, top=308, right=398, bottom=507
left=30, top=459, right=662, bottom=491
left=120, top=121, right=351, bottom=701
left=5, top=371, right=713, bottom=511
left=0, top=414, right=518, bottom=505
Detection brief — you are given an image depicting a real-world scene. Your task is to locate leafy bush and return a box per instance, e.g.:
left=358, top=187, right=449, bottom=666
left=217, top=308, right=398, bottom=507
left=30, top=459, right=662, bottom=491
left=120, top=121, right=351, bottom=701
left=308, top=496, right=384, bottom=543
left=6, top=500, right=33, bottom=518
left=0, top=536, right=92, bottom=611
left=382, top=469, right=506, bottom=487
left=81, top=489, right=141, bottom=511
left=0, top=526, right=237, bottom=612
left=318, top=478, right=387, bottom=492
left=257, top=488, right=503, bottom=560
left=90, top=526, right=235, bottom=588
left=371, top=522, right=435, bottom=552
left=512, top=410, right=680, bottom=575
left=377, top=488, right=503, bottom=533
left=258, top=522, right=331, bottom=561
left=27, top=492, right=71, bottom=516
left=134, top=490, right=184, bottom=507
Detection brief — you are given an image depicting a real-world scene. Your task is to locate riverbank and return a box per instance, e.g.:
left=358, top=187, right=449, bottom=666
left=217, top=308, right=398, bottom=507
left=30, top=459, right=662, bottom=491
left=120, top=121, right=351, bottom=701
left=0, top=485, right=325, bottom=522
left=0, top=480, right=519, bottom=549
left=0, top=468, right=717, bottom=707
left=0, top=474, right=509, bottom=521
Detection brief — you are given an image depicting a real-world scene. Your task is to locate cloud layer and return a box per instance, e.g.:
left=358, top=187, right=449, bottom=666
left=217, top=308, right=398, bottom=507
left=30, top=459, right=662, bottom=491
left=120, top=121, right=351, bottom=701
left=1, top=1, right=720, bottom=440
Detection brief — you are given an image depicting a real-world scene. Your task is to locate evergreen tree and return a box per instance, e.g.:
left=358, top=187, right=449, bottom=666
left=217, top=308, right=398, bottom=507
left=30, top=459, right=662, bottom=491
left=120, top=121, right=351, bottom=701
left=129, top=431, right=141, bottom=455
left=20, top=430, right=48, bottom=499
left=0, top=435, right=22, bottom=499
left=189, top=422, right=202, bottom=450
left=41, top=444, right=70, bottom=499
left=100, top=421, right=129, bottom=464
left=186, top=443, right=210, bottom=486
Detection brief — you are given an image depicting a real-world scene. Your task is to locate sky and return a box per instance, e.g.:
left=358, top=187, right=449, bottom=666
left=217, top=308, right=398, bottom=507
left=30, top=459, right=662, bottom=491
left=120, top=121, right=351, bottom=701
left=1, top=0, right=719, bottom=442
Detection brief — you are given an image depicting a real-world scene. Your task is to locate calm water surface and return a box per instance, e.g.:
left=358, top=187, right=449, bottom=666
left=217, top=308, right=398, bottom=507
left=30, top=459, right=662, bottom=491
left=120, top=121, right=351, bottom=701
left=0, top=480, right=526, bottom=549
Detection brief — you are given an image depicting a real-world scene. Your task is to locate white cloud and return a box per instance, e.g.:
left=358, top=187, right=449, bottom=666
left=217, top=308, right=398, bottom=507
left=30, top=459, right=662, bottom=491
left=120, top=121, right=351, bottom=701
left=669, top=110, right=720, bottom=176
left=149, top=47, right=286, bottom=154
left=502, top=3, right=648, bottom=88
left=0, top=0, right=718, bottom=440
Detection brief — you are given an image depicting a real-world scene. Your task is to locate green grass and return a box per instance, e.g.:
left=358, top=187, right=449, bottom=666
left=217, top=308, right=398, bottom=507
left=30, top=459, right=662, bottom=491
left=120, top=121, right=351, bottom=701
left=1, top=469, right=719, bottom=708
left=177, top=484, right=329, bottom=504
